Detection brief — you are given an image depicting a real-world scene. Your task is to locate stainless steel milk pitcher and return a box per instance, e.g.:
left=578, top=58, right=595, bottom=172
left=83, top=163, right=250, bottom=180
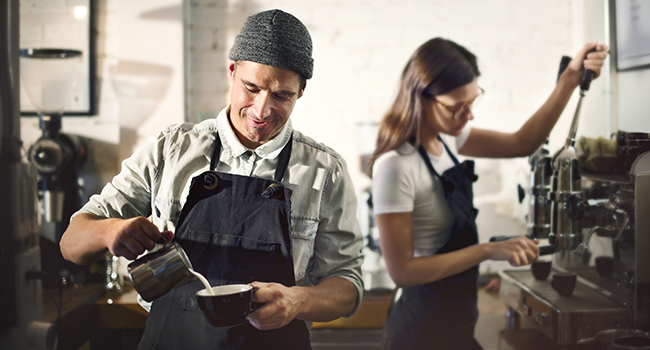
left=127, top=241, right=195, bottom=302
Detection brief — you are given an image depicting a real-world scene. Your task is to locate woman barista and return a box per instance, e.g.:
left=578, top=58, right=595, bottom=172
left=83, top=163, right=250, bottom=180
left=369, top=38, right=608, bottom=349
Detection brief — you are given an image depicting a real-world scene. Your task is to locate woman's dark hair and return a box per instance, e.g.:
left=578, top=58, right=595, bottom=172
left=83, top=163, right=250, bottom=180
left=366, top=38, right=480, bottom=176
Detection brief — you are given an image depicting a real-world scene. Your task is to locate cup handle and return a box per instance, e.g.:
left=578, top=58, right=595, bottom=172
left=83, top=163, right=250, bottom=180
left=156, top=234, right=168, bottom=245
left=250, top=287, right=264, bottom=312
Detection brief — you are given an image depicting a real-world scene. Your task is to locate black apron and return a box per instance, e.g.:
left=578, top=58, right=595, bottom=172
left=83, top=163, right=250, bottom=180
left=385, top=137, right=480, bottom=350
left=138, top=133, right=311, bottom=350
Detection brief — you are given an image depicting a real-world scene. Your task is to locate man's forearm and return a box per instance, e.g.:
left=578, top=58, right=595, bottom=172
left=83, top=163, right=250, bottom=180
left=60, top=213, right=111, bottom=265
left=296, top=276, right=358, bottom=322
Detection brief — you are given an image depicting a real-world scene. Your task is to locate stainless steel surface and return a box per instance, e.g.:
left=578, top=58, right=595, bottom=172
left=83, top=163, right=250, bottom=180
left=127, top=242, right=195, bottom=302
left=501, top=151, right=650, bottom=348
left=632, top=157, right=650, bottom=326
left=105, top=254, right=124, bottom=297
left=43, top=189, right=64, bottom=223
left=527, top=142, right=552, bottom=238
left=564, top=90, right=587, bottom=151
left=549, top=157, right=583, bottom=251
left=595, top=328, right=650, bottom=350
left=548, top=70, right=593, bottom=252
left=500, top=269, right=631, bottom=345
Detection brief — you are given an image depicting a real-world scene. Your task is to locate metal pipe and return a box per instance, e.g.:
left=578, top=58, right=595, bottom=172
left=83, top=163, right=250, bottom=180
left=0, top=0, right=22, bottom=331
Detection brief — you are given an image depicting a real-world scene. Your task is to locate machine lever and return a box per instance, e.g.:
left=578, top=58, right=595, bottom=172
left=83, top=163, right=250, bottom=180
left=580, top=48, right=597, bottom=91
left=557, top=56, right=572, bottom=83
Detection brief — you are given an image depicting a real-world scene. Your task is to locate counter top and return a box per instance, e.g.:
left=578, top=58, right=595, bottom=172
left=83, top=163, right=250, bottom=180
left=39, top=282, right=105, bottom=349
left=89, top=278, right=593, bottom=349
left=94, top=284, right=392, bottom=330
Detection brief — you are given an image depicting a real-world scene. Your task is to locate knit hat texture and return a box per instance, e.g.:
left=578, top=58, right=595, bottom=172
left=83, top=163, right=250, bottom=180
left=229, top=9, right=313, bottom=80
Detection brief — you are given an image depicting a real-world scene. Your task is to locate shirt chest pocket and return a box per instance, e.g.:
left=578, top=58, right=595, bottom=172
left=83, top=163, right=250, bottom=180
left=153, top=197, right=182, bottom=232
left=290, top=217, right=317, bottom=281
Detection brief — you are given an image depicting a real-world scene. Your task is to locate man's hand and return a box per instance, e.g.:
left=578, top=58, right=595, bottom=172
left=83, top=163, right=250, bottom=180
left=246, top=281, right=305, bottom=331
left=102, top=216, right=174, bottom=260
left=60, top=213, right=174, bottom=265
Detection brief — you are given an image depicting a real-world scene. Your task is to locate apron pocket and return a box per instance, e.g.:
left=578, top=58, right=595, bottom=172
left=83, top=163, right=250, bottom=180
left=181, top=230, right=281, bottom=285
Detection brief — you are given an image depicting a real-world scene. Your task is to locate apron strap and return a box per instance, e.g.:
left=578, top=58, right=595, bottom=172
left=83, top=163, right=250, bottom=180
left=416, top=135, right=460, bottom=180
left=210, top=132, right=293, bottom=182
left=274, top=134, right=293, bottom=182
left=438, top=136, right=460, bottom=165
left=210, top=133, right=222, bottom=171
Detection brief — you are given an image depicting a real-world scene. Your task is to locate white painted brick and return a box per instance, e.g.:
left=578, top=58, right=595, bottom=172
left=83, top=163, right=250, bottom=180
left=511, top=0, right=572, bottom=24
left=335, top=25, right=401, bottom=46
left=190, top=52, right=228, bottom=72
left=189, top=69, right=229, bottom=91
left=189, top=0, right=228, bottom=7
left=312, top=5, right=376, bottom=26
left=189, top=7, right=228, bottom=29
left=178, top=0, right=594, bottom=221
left=189, top=28, right=221, bottom=51
left=532, top=23, right=573, bottom=44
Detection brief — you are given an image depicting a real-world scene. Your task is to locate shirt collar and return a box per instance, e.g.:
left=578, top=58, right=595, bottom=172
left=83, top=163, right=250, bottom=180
left=215, top=105, right=293, bottom=159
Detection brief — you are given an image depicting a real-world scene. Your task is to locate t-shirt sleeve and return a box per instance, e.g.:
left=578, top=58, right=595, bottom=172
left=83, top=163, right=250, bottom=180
left=455, top=124, right=472, bottom=150
left=372, top=152, right=416, bottom=215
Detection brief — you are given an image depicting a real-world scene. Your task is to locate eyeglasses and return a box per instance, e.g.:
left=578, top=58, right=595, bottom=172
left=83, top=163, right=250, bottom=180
left=433, top=87, right=485, bottom=120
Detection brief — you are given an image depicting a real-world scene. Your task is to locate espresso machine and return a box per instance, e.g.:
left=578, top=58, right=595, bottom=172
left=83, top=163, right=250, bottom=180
left=499, top=55, right=650, bottom=348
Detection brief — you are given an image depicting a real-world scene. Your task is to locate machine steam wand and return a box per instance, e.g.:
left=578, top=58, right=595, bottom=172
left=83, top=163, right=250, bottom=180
left=548, top=50, right=596, bottom=251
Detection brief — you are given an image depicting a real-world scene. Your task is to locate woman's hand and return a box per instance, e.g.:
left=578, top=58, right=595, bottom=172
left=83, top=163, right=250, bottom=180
left=486, top=236, right=540, bottom=267
left=563, top=42, right=609, bottom=86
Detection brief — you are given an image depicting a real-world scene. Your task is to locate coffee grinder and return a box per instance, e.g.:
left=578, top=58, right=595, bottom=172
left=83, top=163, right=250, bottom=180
left=20, top=48, right=88, bottom=283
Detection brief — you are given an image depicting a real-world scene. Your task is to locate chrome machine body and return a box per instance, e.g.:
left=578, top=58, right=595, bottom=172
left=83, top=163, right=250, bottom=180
left=500, top=154, right=650, bottom=346
left=525, top=140, right=553, bottom=239
left=500, top=53, right=650, bottom=348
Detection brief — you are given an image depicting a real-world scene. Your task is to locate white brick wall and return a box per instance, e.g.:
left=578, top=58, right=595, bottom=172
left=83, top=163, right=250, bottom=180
left=20, top=1, right=617, bottom=269
left=185, top=1, right=582, bottom=235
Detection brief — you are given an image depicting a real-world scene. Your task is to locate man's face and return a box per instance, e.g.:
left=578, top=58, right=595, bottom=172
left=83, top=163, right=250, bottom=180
left=228, top=60, right=305, bottom=149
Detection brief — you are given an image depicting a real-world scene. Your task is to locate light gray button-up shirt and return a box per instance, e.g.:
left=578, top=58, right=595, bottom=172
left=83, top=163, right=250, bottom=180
left=76, top=106, right=364, bottom=315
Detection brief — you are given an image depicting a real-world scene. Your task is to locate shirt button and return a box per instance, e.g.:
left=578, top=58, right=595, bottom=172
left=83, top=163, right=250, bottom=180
left=245, top=150, right=253, bottom=157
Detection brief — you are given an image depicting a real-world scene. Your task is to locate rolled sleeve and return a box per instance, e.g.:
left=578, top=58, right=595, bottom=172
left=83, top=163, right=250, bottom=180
left=74, top=133, right=163, bottom=221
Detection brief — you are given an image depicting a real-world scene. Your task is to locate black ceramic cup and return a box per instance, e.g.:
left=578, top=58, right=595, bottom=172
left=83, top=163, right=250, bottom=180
left=596, top=256, right=616, bottom=279
left=196, top=284, right=262, bottom=327
left=551, top=272, right=577, bottom=296
left=531, top=261, right=552, bottom=280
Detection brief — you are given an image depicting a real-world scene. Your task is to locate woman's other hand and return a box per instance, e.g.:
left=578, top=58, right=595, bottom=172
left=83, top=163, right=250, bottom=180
left=563, top=42, right=609, bottom=86
left=486, top=236, right=540, bottom=267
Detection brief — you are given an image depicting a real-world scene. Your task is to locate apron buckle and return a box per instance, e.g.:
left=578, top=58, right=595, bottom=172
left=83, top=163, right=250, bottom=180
left=202, top=173, right=219, bottom=190
left=262, top=183, right=285, bottom=200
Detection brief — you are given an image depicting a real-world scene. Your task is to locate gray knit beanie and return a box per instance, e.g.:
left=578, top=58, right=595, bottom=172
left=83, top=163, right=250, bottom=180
left=229, top=9, right=313, bottom=80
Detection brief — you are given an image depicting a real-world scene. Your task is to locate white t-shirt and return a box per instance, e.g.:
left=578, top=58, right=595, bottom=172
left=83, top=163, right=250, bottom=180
left=372, top=126, right=472, bottom=256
